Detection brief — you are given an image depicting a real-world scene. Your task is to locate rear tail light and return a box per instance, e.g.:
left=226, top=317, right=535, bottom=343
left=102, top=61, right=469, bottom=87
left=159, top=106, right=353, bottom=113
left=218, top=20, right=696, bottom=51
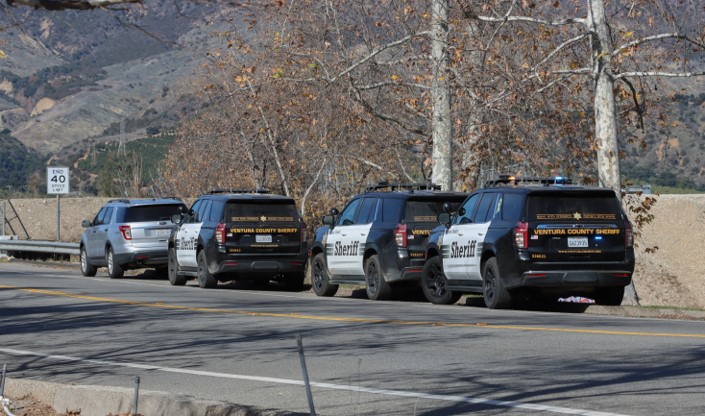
left=624, top=221, right=633, bottom=248
left=514, top=221, right=528, bottom=249
left=119, top=225, right=132, bottom=240
left=301, top=223, right=308, bottom=243
left=395, top=224, right=408, bottom=247
left=216, top=223, right=226, bottom=245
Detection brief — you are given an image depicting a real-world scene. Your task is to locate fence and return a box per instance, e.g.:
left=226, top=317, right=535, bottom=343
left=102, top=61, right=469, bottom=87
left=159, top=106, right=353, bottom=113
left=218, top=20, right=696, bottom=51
left=0, top=239, right=79, bottom=257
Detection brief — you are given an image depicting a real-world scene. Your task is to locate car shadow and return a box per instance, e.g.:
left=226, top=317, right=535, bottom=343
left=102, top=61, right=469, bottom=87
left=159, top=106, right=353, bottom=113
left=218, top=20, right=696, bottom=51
left=463, top=295, right=590, bottom=313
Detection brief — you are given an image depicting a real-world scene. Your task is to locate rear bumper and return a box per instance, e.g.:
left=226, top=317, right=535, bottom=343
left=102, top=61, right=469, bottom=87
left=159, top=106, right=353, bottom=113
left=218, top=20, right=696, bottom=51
left=384, top=248, right=425, bottom=283
left=113, top=249, right=169, bottom=268
left=518, top=269, right=632, bottom=287
left=214, top=253, right=307, bottom=277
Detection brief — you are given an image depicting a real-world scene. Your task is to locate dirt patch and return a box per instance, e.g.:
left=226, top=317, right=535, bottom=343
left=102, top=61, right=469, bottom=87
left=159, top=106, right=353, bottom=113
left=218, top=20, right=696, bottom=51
left=630, top=194, right=705, bottom=309
left=3, top=394, right=79, bottom=416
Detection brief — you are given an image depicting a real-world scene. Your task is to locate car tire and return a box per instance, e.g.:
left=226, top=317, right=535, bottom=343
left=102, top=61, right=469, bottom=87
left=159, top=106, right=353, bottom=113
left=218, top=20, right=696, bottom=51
left=594, top=286, right=625, bottom=306
left=168, top=247, right=186, bottom=286
left=422, top=256, right=462, bottom=305
left=365, top=255, right=391, bottom=301
left=311, top=253, right=338, bottom=297
left=197, top=250, right=217, bottom=289
left=80, top=246, right=97, bottom=277
left=482, top=257, right=512, bottom=309
left=106, top=247, right=124, bottom=279
left=282, top=272, right=305, bottom=292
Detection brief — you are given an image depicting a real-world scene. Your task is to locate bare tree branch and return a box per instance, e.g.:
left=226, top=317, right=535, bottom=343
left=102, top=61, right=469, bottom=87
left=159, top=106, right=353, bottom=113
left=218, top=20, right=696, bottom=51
left=352, top=81, right=430, bottom=91
left=615, top=70, right=705, bottom=79
left=330, top=31, right=430, bottom=82
left=6, top=0, right=140, bottom=10
left=532, top=33, right=590, bottom=73
left=613, top=33, right=705, bottom=56
left=471, top=14, right=586, bottom=27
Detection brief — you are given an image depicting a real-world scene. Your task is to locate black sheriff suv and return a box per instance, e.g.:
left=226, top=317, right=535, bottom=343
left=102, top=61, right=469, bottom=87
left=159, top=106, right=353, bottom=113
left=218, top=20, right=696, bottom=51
left=167, top=190, right=308, bottom=290
left=422, top=176, right=635, bottom=309
left=309, top=182, right=467, bottom=300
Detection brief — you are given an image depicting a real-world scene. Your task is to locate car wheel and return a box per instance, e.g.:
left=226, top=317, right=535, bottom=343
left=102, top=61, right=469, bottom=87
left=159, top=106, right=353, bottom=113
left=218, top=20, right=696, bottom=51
left=422, top=256, right=462, bottom=305
left=106, top=247, right=124, bottom=279
left=197, top=250, right=217, bottom=289
left=482, top=257, right=512, bottom=309
left=168, top=247, right=186, bottom=286
left=594, top=286, right=625, bottom=306
left=365, top=255, right=391, bottom=301
left=80, top=246, right=97, bottom=277
left=311, top=253, right=338, bottom=296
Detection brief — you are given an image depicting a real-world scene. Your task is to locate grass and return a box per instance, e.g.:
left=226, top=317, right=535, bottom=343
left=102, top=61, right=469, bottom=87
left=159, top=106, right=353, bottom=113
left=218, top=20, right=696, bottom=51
left=650, top=185, right=704, bottom=194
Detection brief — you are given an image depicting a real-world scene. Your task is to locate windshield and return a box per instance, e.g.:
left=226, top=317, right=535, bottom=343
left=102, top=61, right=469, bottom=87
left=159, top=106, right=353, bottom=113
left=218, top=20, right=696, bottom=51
left=527, top=194, right=622, bottom=221
left=120, top=204, right=185, bottom=222
left=405, top=198, right=465, bottom=223
left=226, top=201, right=299, bottom=222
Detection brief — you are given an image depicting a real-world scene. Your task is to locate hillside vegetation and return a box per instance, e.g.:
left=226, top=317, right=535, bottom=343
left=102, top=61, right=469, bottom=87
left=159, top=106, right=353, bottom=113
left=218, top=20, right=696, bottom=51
left=0, top=1, right=703, bottom=198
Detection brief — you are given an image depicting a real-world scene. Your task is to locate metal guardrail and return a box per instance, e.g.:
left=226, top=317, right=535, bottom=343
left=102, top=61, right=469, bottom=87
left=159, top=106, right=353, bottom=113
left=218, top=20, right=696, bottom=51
left=0, top=239, right=79, bottom=256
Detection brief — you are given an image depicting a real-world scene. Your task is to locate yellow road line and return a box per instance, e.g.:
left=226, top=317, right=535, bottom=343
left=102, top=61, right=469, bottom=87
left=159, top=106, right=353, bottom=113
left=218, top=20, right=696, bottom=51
left=3, top=284, right=705, bottom=338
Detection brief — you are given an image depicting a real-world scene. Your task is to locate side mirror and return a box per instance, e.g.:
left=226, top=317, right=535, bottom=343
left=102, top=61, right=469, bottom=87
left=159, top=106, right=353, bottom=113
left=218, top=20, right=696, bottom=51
left=458, top=207, right=466, bottom=216
left=171, top=213, right=182, bottom=225
left=322, top=214, right=335, bottom=226
left=81, top=220, right=92, bottom=228
left=437, top=212, right=451, bottom=226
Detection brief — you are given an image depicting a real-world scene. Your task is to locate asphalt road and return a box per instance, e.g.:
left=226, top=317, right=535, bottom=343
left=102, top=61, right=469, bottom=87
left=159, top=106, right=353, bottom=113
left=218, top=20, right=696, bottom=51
left=1, top=261, right=705, bottom=416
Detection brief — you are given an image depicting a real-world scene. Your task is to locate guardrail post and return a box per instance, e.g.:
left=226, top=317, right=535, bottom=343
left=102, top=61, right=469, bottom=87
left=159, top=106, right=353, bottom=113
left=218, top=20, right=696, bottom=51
left=296, top=334, right=316, bottom=416
left=2, top=201, right=5, bottom=237
left=1, top=364, right=6, bottom=397
left=133, top=376, right=140, bottom=416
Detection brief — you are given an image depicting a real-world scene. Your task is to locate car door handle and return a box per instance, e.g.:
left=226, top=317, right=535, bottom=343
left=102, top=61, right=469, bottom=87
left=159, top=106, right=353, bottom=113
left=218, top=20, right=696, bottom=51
left=360, top=233, right=367, bottom=237
left=341, top=233, right=347, bottom=237
left=458, top=232, right=464, bottom=237
left=478, top=232, right=484, bottom=236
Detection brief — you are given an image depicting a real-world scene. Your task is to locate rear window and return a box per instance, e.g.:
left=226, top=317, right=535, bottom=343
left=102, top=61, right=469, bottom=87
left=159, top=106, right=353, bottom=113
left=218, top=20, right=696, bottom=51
left=120, top=204, right=186, bottom=222
left=405, top=198, right=465, bottom=223
left=226, top=201, right=299, bottom=222
left=527, top=194, right=622, bottom=221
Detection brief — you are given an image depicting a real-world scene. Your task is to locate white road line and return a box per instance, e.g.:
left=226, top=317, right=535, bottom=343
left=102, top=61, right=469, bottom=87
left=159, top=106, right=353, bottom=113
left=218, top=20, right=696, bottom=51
left=0, top=347, right=630, bottom=416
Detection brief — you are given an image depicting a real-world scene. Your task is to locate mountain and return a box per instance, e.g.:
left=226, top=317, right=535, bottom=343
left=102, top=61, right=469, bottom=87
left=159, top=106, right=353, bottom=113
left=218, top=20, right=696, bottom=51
left=0, top=1, right=230, bottom=154
left=0, top=1, right=703, bottom=193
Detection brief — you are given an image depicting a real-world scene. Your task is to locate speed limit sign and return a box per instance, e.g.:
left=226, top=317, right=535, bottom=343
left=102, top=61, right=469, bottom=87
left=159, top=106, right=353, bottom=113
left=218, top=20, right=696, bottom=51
left=47, top=167, right=70, bottom=195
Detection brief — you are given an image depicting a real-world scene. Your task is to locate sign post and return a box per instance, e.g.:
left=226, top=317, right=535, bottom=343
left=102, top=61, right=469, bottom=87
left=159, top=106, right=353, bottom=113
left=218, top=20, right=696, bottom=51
left=47, top=167, right=70, bottom=241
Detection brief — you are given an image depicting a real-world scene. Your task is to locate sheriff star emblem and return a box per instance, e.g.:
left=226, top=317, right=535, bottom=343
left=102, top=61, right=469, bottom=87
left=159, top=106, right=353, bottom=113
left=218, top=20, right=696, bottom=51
left=573, top=212, right=582, bottom=220
left=260, top=215, right=267, bottom=222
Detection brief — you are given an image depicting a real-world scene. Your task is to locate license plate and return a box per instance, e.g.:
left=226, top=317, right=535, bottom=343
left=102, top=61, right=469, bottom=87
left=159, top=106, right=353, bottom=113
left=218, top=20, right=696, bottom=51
left=154, top=229, right=171, bottom=237
left=567, top=237, right=588, bottom=248
left=256, top=234, right=272, bottom=243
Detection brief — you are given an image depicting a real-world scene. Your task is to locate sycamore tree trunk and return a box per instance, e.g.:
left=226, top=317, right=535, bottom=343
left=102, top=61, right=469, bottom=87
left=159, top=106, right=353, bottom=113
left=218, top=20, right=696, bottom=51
left=589, top=0, right=622, bottom=198
left=589, top=0, right=638, bottom=305
left=431, top=0, right=452, bottom=191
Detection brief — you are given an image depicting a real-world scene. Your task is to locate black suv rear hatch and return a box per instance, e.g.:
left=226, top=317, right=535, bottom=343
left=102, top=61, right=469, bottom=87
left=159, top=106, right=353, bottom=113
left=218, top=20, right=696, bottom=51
left=525, top=190, right=629, bottom=262
left=404, top=197, right=465, bottom=253
left=224, top=200, right=303, bottom=254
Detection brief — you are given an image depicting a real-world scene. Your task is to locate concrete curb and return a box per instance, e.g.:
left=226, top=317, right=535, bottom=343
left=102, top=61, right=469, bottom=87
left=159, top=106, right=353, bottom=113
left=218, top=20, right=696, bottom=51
left=583, top=304, right=705, bottom=320
left=4, top=378, right=299, bottom=416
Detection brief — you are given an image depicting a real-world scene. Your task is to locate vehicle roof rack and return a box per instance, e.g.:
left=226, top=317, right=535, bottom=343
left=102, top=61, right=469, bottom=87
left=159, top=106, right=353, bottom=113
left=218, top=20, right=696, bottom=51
left=209, top=188, right=270, bottom=194
left=484, top=175, right=572, bottom=187
left=107, top=199, right=131, bottom=204
left=365, top=181, right=442, bottom=192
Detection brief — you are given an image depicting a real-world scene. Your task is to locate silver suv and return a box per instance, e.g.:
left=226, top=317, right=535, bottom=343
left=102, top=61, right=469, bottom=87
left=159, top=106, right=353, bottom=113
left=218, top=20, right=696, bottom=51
left=80, top=198, right=187, bottom=278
